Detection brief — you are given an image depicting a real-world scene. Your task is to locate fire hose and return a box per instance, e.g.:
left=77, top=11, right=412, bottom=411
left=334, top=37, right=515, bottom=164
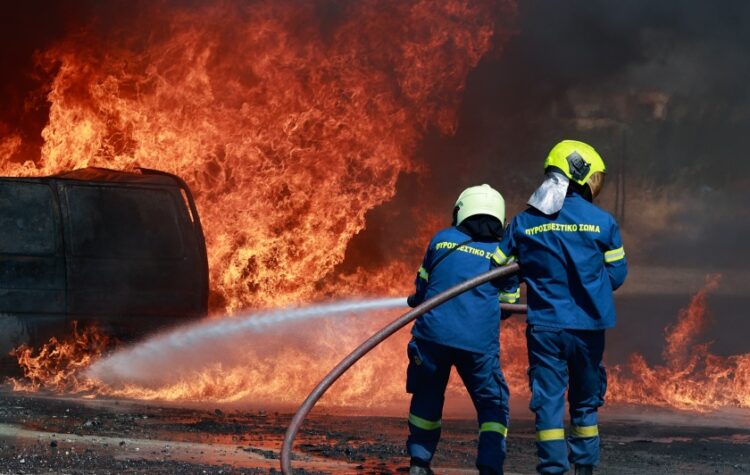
left=280, top=262, right=523, bottom=473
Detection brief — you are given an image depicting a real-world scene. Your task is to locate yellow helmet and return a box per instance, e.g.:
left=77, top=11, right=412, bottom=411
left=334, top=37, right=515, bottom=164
left=544, top=140, right=606, bottom=186
left=454, top=184, right=505, bottom=226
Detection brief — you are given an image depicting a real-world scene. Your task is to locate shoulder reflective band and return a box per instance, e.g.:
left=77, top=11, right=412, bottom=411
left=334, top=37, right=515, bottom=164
left=408, top=413, right=441, bottom=430
left=418, top=266, right=429, bottom=281
left=491, top=247, right=510, bottom=265
left=604, top=246, right=625, bottom=263
left=570, top=425, right=599, bottom=438
left=536, top=428, right=565, bottom=442
left=499, top=288, right=520, bottom=303
left=479, top=422, right=508, bottom=437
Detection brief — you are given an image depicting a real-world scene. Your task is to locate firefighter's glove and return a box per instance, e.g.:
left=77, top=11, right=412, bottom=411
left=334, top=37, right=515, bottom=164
left=407, top=294, right=420, bottom=308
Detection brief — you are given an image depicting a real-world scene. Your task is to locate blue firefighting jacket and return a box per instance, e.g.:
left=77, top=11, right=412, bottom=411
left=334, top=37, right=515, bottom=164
left=410, top=226, right=519, bottom=354
left=494, top=191, right=627, bottom=330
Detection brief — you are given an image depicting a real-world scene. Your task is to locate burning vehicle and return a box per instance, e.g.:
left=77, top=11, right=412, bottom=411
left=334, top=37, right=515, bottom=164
left=0, top=167, right=208, bottom=373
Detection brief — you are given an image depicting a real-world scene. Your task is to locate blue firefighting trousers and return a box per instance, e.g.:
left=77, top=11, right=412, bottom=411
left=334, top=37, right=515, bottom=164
left=526, top=325, right=607, bottom=474
left=406, top=337, right=510, bottom=474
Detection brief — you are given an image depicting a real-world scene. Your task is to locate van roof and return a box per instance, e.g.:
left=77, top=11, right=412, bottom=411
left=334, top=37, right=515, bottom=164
left=48, top=167, right=182, bottom=187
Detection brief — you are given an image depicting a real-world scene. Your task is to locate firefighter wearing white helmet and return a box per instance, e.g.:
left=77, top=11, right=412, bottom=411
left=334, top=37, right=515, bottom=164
left=493, top=140, right=628, bottom=475
left=453, top=184, right=506, bottom=226
left=405, top=184, right=518, bottom=475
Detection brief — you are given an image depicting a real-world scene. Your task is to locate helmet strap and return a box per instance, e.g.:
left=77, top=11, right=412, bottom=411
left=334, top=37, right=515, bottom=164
left=451, top=205, right=459, bottom=226
left=568, top=181, right=594, bottom=202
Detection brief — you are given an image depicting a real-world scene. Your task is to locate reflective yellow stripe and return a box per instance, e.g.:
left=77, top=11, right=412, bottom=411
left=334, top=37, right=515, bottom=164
left=479, top=422, right=508, bottom=437
left=491, top=247, right=509, bottom=265
left=604, top=246, right=625, bottom=263
left=408, top=413, right=441, bottom=430
left=418, top=266, right=429, bottom=281
left=499, top=288, right=520, bottom=303
left=536, top=428, right=565, bottom=442
left=570, top=425, right=599, bottom=438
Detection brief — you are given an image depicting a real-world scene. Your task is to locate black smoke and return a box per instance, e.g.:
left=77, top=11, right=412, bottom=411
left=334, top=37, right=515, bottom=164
left=342, top=0, right=750, bottom=362
left=344, top=0, right=750, bottom=261
left=0, top=2, right=84, bottom=161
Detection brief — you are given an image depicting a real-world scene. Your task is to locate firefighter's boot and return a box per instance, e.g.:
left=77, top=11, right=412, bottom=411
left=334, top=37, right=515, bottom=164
left=409, top=458, right=434, bottom=475
left=478, top=464, right=501, bottom=475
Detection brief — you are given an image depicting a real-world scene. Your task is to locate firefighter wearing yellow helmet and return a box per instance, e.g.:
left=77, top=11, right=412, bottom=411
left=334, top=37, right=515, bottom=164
left=405, top=184, right=518, bottom=475
left=546, top=140, right=606, bottom=185
left=493, top=140, right=628, bottom=475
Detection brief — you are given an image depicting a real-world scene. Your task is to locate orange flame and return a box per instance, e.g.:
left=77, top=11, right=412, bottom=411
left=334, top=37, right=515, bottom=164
left=2, top=0, right=517, bottom=312
left=663, top=274, right=722, bottom=366
left=9, top=322, right=111, bottom=394
left=608, top=274, right=750, bottom=411
left=1, top=0, right=519, bottom=407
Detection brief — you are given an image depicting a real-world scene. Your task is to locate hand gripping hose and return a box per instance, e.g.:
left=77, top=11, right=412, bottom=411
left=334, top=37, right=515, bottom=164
left=280, top=262, right=523, bottom=473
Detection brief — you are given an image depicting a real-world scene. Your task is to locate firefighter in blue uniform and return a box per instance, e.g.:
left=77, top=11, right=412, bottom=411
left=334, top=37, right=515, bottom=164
left=493, top=140, right=628, bottom=475
left=405, top=184, right=519, bottom=475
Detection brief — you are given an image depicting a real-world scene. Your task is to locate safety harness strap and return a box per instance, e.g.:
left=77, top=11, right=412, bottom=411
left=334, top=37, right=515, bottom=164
left=415, top=238, right=475, bottom=284
left=430, top=238, right=474, bottom=272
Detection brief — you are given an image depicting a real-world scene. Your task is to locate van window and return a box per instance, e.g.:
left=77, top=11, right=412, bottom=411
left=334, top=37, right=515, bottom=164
left=0, top=182, right=57, bottom=255
left=66, top=185, right=184, bottom=259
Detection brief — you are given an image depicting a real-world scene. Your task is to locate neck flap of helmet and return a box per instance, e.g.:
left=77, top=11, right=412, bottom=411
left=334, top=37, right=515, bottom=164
left=527, top=169, right=569, bottom=215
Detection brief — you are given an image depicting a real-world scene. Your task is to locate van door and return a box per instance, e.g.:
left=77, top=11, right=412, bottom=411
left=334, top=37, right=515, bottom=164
left=0, top=180, right=66, bottom=313
left=0, top=180, right=66, bottom=354
left=59, top=182, right=202, bottom=318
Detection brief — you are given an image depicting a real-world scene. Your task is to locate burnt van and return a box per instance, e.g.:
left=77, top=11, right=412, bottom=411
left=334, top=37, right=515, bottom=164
left=0, top=167, right=208, bottom=367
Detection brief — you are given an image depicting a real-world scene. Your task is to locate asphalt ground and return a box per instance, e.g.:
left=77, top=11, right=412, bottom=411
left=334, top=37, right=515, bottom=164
left=0, top=389, right=748, bottom=474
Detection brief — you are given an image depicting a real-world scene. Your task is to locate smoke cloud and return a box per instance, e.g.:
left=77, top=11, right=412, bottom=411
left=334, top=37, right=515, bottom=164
left=364, top=0, right=750, bottom=254
left=340, top=0, right=750, bottom=364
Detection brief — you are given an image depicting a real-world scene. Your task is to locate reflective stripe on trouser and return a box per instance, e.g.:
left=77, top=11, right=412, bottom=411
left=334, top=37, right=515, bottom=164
left=526, top=326, right=606, bottom=474
left=406, top=338, right=509, bottom=473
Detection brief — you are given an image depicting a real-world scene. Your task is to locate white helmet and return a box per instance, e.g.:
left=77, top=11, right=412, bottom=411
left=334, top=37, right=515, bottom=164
left=454, top=184, right=505, bottom=226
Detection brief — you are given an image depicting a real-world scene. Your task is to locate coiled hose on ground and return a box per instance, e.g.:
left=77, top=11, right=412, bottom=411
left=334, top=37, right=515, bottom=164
left=280, top=262, right=523, bottom=473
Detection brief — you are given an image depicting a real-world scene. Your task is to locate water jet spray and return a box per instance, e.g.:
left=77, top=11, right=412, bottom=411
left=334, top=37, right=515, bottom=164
left=87, top=297, right=409, bottom=385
